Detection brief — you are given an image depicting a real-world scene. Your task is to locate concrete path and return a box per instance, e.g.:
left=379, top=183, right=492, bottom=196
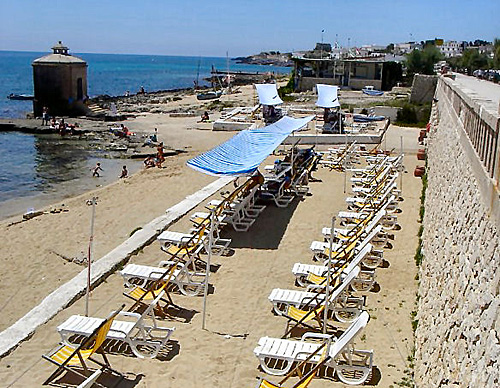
left=452, top=73, right=500, bottom=114
left=0, top=176, right=234, bottom=357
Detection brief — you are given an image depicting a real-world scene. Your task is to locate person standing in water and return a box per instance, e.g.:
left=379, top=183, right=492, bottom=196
left=92, top=162, right=103, bottom=177
left=120, top=165, right=128, bottom=178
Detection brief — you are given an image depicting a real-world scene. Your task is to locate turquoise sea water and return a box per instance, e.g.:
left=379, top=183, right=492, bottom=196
left=0, top=51, right=291, bottom=219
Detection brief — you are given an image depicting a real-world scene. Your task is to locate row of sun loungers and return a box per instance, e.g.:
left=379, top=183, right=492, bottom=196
left=41, top=147, right=322, bottom=387
left=42, top=145, right=400, bottom=386
left=253, top=150, right=404, bottom=387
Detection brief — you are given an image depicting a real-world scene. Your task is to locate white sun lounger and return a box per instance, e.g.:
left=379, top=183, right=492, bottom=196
left=322, top=209, right=386, bottom=240
left=269, top=265, right=363, bottom=323
left=338, top=208, right=397, bottom=231
left=295, top=243, right=376, bottom=292
left=260, top=178, right=295, bottom=208
left=310, top=224, right=382, bottom=262
left=294, top=243, right=373, bottom=285
left=207, top=186, right=266, bottom=219
left=57, top=293, right=175, bottom=359
left=120, top=260, right=206, bottom=296
left=253, top=311, right=373, bottom=385
left=347, top=181, right=398, bottom=211
left=157, top=230, right=229, bottom=254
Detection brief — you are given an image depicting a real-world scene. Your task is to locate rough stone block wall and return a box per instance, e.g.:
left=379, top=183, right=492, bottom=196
left=414, top=88, right=500, bottom=387
left=410, top=74, right=438, bottom=104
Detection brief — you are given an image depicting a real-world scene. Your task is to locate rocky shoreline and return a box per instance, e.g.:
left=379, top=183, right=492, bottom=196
left=232, top=52, right=293, bottom=67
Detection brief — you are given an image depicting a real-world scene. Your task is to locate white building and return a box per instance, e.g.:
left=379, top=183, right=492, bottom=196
left=439, top=41, right=463, bottom=58
left=394, top=42, right=421, bottom=55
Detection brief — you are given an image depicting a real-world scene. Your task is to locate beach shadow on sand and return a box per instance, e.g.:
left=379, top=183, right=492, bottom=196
left=98, top=339, right=180, bottom=362
left=51, top=370, right=144, bottom=387
left=223, top=198, right=300, bottom=250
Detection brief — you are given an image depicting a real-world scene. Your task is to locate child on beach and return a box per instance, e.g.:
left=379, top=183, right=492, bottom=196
left=144, top=156, right=155, bottom=168
left=156, top=142, right=165, bottom=168
left=120, top=165, right=128, bottom=178
left=92, top=163, right=103, bottom=177
left=199, top=111, right=210, bottom=122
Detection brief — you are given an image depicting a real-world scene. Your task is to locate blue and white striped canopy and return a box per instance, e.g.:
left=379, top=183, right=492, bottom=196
left=187, top=115, right=314, bottom=176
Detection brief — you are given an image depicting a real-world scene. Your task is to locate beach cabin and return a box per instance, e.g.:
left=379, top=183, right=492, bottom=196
left=292, top=54, right=403, bottom=92
left=32, top=41, right=88, bottom=117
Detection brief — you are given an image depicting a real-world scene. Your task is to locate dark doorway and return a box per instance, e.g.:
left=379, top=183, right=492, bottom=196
left=77, top=78, right=83, bottom=100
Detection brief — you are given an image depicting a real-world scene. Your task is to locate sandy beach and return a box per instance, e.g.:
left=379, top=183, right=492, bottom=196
left=0, top=84, right=423, bottom=387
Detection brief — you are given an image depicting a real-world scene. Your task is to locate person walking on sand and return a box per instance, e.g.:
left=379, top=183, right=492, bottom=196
left=119, top=165, right=128, bottom=178
left=92, top=162, right=103, bottom=177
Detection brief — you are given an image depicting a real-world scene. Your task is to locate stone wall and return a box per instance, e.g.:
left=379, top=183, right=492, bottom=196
left=414, top=83, right=500, bottom=387
left=410, top=74, right=438, bottom=104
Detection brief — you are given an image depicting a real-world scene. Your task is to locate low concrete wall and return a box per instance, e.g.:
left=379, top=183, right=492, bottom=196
left=297, top=77, right=339, bottom=92
left=353, top=106, right=400, bottom=121
left=414, top=84, right=500, bottom=387
left=283, top=132, right=383, bottom=145
left=348, top=78, right=382, bottom=90
left=212, top=120, right=256, bottom=131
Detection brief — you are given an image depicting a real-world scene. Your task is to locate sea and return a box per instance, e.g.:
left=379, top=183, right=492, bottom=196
left=0, top=51, right=290, bottom=220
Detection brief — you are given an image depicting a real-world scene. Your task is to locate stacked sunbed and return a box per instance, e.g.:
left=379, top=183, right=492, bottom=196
left=253, top=149, right=404, bottom=387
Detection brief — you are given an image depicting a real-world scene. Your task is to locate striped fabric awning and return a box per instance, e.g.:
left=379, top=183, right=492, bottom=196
left=187, top=116, right=314, bottom=176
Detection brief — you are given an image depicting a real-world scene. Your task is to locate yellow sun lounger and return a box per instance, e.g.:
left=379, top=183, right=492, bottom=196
left=43, top=305, right=125, bottom=387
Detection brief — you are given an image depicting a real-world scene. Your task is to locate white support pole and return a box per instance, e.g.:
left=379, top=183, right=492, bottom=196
left=384, top=127, right=387, bottom=153
left=85, top=196, right=97, bottom=317
left=343, top=132, right=347, bottom=193
left=400, top=136, right=404, bottom=193
left=202, top=208, right=214, bottom=330
left=315, top=113, right=318, bottom=150
left=323, top=216, right=335, bottom=334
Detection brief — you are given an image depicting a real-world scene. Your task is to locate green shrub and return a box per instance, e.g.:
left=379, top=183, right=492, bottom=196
left=414, top=245, right=423, bottom=266
left=278, top=71, right=295, bottom=98
left=397, top=104, right=418, bottom=124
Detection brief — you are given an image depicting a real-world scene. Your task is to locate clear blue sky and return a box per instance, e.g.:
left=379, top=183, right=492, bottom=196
left=1, top=0, right=498, bottom=56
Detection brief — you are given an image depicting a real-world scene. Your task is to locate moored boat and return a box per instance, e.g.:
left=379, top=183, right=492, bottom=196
left=7, top=93, right=34, bottom=100
left=197, top=90, right=223, bottom=100
left=362, top=86, right=384, bottom=96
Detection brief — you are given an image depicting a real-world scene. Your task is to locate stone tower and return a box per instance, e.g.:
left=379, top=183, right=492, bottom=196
left=32, top=41, right=88, bottom=117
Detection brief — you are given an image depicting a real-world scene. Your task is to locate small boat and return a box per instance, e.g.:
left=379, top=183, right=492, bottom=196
left=7, top=93, right=34, bottom=100
left=353, top=114, right=385, bottom=122
left=197, top=90, right=223, bottom=100
left=362, top=86, right=384, bottom=96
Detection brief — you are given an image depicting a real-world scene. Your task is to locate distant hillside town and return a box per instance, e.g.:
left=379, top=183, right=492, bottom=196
left=236, top=38, right=497, bottom=66
left=234, top=38, right=499, bottom=91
